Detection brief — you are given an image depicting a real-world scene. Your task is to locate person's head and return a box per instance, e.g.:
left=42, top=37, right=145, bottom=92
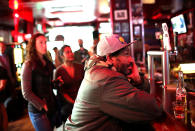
left=26, top=33, right=47, bottom=61
left=0, top=42, right=6, bottom=54
left=93, top=39, right=99, bottom=46
left=53, top=47, right=58, bottom=53
left=78, top=39, right=83, bottom=48
left=60, top=45, right=74, bottom=62
left=97, top=34, right=134, bottom=76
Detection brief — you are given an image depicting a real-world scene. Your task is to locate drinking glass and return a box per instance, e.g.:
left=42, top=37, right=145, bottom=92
left=172, top=101, right=186, bottom=120
left=189, top=100, right=195, bottom=128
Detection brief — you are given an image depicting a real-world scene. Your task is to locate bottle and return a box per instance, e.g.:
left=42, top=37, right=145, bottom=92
left=176, top=71, right=187, bottom=104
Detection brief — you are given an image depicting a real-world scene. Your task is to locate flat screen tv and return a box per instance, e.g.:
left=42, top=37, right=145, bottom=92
left=171, top=14, right=187, bottom=34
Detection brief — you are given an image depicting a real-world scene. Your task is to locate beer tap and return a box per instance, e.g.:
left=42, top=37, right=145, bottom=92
left=168, top=32, right=178, bottom=63
left=173, top=32, right=178, bottom=56
left=147, top=23, right=171, bottom=90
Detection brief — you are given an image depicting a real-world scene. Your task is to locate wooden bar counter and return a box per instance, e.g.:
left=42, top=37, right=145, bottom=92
left=151, top=82, right=195, bottom=131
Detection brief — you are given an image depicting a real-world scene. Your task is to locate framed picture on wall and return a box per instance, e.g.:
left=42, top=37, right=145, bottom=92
left=121, top=22, right=129, bottom=32
left=114, top=10, right=128, bottom=20
left=132, top=3, right=143, bottom=17
left=114, top=23, right=121, bottom=33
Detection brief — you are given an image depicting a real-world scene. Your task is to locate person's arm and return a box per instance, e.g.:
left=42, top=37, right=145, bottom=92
left=0, top=79, right=6, bottom=92
left=86, top=49, right=90, bottom=59
left=0, top=67, right=8, bottom=92
left=54, top=68, right=74, bottom=104
left=63, top=93, right=75, bottom=104
left=21, top=62, right=47, bottom=111
left=127, top=58, right=141, bottom=84
left=130, top=72, right=150, bottom=93
left=100, top=74, right=163, bottom=123
left=127, top=58, right=150, bottom=93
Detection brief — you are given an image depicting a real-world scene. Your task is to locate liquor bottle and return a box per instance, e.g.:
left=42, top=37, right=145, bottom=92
left=176, top=71, right=187, bottom=104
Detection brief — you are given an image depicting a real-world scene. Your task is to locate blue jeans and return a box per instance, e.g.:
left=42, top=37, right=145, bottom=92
left=28, top=112, right=53, bottom=131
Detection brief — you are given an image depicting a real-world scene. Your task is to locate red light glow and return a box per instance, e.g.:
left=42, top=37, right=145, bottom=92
left=14, top=13, right=19, bottom=18
left=9, top=0, right=19, bottom=10
left=152, top=13, right=162, bottom=20
left=14, top=0, right=19, bottom=10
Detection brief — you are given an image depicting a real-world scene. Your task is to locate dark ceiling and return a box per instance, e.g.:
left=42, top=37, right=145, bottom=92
left=0, top=0, right=194, bottom=29
left=0, top=0, right=13, bottom=27
left=143, top=0, right=195, bottom=20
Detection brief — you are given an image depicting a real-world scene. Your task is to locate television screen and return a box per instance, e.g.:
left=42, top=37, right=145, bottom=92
left=171, top=14, right=187, bottom=34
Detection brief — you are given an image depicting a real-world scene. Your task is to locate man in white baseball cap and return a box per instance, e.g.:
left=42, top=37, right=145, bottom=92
left=96, top=34, right=131, bottom=56
left=65, top=34, right=164, bottom=130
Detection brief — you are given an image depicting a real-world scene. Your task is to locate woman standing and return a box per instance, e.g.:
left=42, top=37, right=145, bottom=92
left=21, top=33, right=58, bottom=131
left=55, top=45, right=84, bottom=120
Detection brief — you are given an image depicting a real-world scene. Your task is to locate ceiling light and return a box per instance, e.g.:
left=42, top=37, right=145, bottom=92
left=142, top=0, right=155, bottom=4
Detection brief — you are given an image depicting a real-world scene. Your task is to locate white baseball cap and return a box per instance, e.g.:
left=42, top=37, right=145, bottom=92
left=97, top=34, right=133, bottom=56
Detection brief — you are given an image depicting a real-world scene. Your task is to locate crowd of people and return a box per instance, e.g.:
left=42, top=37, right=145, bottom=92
left=0, top=33, right=166, bottom=131
left=65, top=34, right=164, bottom=131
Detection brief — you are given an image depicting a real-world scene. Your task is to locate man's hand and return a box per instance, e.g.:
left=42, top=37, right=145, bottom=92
left=0, top=80, right=6, bottom=92
left=42, top=98, right=48, bottom=112
left=127, top=58, right=142, bottom=84
left=53, top=76, right=64, bottom=88
left=56, top=76, right=64, bottom=85
left=43, top=104, right=48, bottom=112
left=81, top=57, right=88, bottom=64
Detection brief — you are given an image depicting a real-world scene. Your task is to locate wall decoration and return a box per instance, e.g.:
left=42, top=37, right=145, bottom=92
left=114, top=10, right=128, bottom=20
left=114, top=23, right=121, bottom=33
left=121, top=22, right=129, bottom=32
left=133, top=24, right=141, bottom=37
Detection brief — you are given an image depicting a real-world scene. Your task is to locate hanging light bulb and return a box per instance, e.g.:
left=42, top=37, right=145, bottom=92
left=142, top=0, right=155, bottom=4
left=14, top=0, right=19, bottom=10
left=14, top=12, right=19, bottom=18
left=9, top=0, right=19, bottom=10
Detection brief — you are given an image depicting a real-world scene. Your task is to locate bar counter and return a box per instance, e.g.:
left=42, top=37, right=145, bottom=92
left=151, top=82, right=195, bottom=131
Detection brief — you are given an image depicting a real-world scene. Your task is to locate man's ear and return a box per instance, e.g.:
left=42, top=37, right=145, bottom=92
left=106, top=55, right=111, bottom=61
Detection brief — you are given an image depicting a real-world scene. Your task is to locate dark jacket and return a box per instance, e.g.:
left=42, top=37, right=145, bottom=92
left=0, top=66, right=8, bottom=102
left=65, top=58, right=163, bottom=131
left=74, top=49, right=89, bottom=64
left=21, top=57, right=57, bottom=116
